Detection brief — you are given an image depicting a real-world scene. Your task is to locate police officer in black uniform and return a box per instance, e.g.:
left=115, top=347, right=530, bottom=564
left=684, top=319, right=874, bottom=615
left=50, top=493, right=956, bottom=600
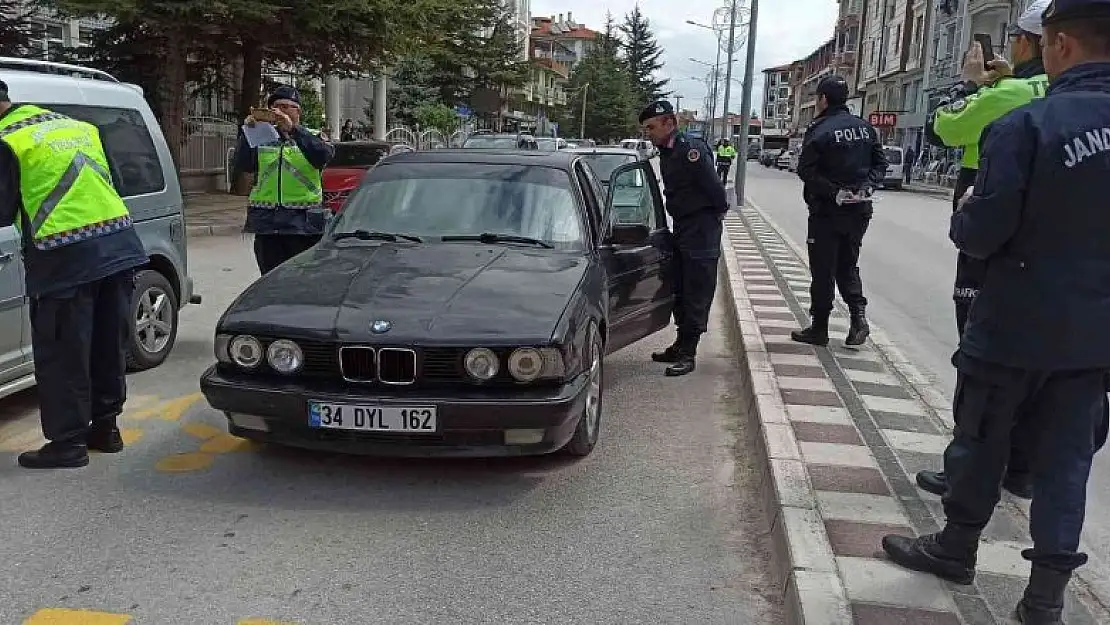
left=883, top=3, right=1110, bottom=620
left=639, top=100, right=729, bottom=377
left=791, top=76, right=887, bottom=348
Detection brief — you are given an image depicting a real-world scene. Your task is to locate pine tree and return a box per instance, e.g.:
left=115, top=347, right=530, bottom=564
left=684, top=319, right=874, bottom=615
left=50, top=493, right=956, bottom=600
left=561, top=14, right=640, bottom=143
left=388, top=56, right=441, bottom=126
left=0, top=0, right=34, bottom=56
left=619, top=3, right=670, bottom=103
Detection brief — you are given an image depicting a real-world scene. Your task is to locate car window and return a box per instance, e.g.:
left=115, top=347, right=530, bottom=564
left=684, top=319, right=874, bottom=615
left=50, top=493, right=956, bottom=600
left=330, top=143, right=388, bottom=167
left=579, top=154, right=637, bottom=182
left=609, top=165, right=656, bottom=230
left=45, top=104, right=166, bottom=198
left=536, top=138, right=560, bottom=151
left=462, top=136, right=519, bottom=149
left=883, top=148, right=903, bottom=165
left=334, top=163, right=586, bottom=250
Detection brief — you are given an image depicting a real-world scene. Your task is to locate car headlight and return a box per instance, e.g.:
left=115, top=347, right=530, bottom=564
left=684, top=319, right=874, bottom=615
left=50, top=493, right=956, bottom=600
left=508, top=347, right=565, bottom=382
left=464, top=347, right=500, bottom=380
left=228, top=335, right=263, bottom=369
left=266, top=339, right=304, bottom=374
left=214, top=334, right=232, bottom=364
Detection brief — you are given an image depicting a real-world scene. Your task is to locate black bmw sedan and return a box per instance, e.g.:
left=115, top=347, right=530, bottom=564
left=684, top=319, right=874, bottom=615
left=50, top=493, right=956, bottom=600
left=200, top=149, right=675, bottom=458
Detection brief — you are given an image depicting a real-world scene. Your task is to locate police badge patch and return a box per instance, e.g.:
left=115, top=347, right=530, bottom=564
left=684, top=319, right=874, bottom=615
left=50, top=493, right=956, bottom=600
left=688, top=148, right=700, bottom=162
left=946, top=98, right=967, bottom=113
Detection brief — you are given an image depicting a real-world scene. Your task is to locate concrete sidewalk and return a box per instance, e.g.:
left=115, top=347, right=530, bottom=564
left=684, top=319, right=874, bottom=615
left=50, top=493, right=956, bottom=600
left=903, top=182, right=954, bottom=199
left=184, top=192, right=244, bottom=238
left=718, top=202, right=1108, bottom=624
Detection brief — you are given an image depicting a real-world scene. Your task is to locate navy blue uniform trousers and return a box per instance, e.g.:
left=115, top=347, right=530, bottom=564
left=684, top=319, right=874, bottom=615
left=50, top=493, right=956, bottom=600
left=30, top=270, right=134, bottom=444
left=943, top=351, right=1110, bottom=572
left=670, top=211, right=723, bottom=348
left=806, top=209, right=869, bottom=318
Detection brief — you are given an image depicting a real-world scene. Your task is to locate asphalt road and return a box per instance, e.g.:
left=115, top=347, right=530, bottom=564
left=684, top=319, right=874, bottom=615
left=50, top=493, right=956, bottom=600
left=0, top=235, right=781, bottom=624
left=740, top=161, right=1110, bottom=595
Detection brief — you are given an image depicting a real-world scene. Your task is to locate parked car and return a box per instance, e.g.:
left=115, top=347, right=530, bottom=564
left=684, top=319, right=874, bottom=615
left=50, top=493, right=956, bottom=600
left=565, top=147, right=644, bottom=190
left=776, top=150, right=793, bottom=169
left=536, top=137, right=569, bottom=151
left=760, top=149, right=783, bottom=167
left=881, top=145, right=905, bottom=190
left=620, top=138, right=657, bottom=160
left=199, top=149, right=674, bottom=458
left=462, top=132, right=538, bottom=149
left=0, top=57, right=199, bottom=401
left=322, top=140, right=392, bottom=213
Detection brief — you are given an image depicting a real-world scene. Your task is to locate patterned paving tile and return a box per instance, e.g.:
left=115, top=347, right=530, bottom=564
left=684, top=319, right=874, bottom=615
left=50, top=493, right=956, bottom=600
left=792, top=422, right=863, bottom=446
left=825, top=520, right=914, bottom=558
left=851, top=603, right=962, bottom=625
left=807, top=464, right=890, bottom=495
left=782, top=388, right=842, bottom=406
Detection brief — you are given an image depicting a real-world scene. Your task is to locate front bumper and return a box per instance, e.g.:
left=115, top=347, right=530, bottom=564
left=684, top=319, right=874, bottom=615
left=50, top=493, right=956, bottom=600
left=199, top=366, right=588, bottom=457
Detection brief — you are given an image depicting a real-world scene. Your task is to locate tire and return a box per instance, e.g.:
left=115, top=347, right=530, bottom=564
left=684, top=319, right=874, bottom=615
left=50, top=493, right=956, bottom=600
left=127, top=269, right=180, bottom=372
left=561, top=324, right=604, bottom=457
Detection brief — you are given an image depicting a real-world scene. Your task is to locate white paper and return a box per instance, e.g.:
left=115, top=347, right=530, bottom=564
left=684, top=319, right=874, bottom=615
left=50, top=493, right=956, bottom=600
left=242, top=122, right=280, bottom=148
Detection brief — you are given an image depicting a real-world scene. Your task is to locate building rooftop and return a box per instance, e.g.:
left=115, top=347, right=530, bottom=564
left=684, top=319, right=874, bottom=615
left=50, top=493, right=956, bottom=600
left=532, top=13, right=599, bottom=40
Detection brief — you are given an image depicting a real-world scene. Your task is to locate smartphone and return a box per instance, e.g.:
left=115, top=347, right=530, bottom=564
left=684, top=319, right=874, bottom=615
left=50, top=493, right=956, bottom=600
left=250, top=107, right=277, bottom=123
left=973, top=33, right=995, bottom=63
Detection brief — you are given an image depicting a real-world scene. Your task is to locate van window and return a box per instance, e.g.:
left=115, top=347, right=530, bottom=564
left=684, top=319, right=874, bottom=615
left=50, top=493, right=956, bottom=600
left=883, top=148, right=903, bottom=165
left=42, top=104, right=166, bottom=198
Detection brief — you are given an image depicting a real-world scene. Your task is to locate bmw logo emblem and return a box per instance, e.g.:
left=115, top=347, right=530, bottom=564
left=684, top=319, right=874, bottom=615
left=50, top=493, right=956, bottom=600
left=371, top=319, right=392, bottom=334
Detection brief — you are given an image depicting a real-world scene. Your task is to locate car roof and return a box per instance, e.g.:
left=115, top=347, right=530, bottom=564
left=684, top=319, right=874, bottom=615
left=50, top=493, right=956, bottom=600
left=0, top=57, right=150, bottom=109
left=380, top=149, right=581, bottom=170
left=565, top=147, right=643, bottom=158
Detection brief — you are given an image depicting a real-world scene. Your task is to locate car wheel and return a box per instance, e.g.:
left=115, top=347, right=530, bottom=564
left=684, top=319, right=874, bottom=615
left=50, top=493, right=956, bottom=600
left=127, top=269, right=179, bottom=372
left=562, top=325, right=604, bottom=457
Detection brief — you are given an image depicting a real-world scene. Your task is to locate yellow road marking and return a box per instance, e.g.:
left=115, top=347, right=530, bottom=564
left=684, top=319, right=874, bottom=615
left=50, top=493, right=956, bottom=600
left=0, top=422, right=45, bottom=453
left=199, top=434, right=253, bottom=454
left=182, top=422, right=223, bottom=440
left=238, top=620, right=298, bottom=625
left=119, top=428, right=143, bottom=446
left=154, top=452, right=214, bottom=472
left=125, top=393, right=202, bottom=422
left=23, top=608, right=132, bottom=624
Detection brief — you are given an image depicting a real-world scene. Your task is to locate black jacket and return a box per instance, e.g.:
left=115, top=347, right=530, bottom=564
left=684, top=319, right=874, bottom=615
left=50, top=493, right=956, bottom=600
left=797, top=105, right=887, bottom=213
left=951, top=62, right=1110, bottom=370
left=658, top=131, right=729, bottom=220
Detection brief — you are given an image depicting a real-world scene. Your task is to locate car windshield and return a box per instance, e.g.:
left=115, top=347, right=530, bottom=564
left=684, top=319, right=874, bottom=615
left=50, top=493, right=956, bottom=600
left=883, top=148, right=903, bottom=165
left=580, top=154, right=637, bottom=182
left=329, top=143, right=388, bottom=168
left=463, top=136, right=519, bottom=149
left=332, top=163, right=586, bottom=250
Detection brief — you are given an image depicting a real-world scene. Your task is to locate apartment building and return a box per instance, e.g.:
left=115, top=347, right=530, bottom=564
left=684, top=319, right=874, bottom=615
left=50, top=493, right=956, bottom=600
left=854, top=0, right=931, bottom=149
left=760, top=63, right=796, bottom=138
left=788, top=0, right=864, bottom=134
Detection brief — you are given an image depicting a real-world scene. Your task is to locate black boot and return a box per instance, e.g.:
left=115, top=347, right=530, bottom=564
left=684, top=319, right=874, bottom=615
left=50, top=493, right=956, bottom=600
left=791, top=316, right=829, bottom=346
left=18, top=441, right=90, bottom=469
left=845, top=308, right=870, bottom=348
left=652, top=341, right=683, bottom=363
left=1015, top=566, right=1070, bottom=624
left=916, top=470, right=1033, bottom=500
left=882, top=526, right=979, bottom=585
left=665, top=346, right=697, bottom=377
left=87, top=422, right=125, bottom=454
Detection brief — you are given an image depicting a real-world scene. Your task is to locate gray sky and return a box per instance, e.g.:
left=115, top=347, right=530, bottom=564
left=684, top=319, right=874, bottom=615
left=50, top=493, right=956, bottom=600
left=532, top=0, right=839, bottom=118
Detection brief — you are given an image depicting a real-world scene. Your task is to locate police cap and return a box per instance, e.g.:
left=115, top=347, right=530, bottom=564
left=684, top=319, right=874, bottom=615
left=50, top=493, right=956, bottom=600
left=0, top=79, right=8, bottom=102
left=1042, top=0, right=1110, bottom=24
left=267, top=84, right=301, bottom=107
left=639, top=100, right=674, bottom=124
left=816, top=75, right=850, bottom=105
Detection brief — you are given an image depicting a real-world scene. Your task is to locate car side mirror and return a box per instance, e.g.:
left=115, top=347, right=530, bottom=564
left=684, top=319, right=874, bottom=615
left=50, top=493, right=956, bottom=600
left=609, top=223, right=651, bottom=245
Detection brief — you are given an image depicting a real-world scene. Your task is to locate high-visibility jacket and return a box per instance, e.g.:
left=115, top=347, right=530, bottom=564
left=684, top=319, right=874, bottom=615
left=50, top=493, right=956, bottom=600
left=932, top=64, right=1049, bottom=169
left=0, top=104, right=132, bottom=250
left=247, top=137, right=324, bottom=211
left=716, top=145, right=737, bottom=161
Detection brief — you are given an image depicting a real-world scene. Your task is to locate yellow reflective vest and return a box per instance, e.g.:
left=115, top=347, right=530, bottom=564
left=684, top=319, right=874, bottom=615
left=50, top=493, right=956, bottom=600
left=0, top=104, right=132, bottom=250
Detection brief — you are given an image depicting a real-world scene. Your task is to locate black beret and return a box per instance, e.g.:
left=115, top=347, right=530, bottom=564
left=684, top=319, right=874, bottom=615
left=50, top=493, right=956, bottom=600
left=267, top=85, right=301, bottom=106
left=639, top=100, right=674, bottom=123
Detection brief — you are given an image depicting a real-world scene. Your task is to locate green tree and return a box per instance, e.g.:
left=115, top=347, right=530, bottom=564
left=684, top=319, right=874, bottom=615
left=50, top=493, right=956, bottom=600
left=619, top=3, right=670, bottom=103
left=388, top=56, right=440, bottom=127
left=561, top=15, right=639, bottom=143
left=427, top=0, right=530, bottom=108
left=294, top=81, right=325, bottom=129
left=0, top=0, right=34, bottom=56
left=413, top=103, right=458, bottom=134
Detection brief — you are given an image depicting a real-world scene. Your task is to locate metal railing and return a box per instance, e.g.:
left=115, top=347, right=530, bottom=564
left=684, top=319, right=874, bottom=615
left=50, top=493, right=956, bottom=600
left=180, top=116, right=239, bottom=173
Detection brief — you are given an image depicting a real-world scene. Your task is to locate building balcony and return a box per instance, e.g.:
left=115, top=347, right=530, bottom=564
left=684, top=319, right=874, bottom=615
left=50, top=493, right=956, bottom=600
left=968, top=0, right=1010, bottom=14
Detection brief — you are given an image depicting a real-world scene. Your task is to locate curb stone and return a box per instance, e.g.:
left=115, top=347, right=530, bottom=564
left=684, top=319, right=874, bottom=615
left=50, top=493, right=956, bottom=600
left=187, top=224, right=243, bottom=238
left=719, top=219, right=854, bottom=625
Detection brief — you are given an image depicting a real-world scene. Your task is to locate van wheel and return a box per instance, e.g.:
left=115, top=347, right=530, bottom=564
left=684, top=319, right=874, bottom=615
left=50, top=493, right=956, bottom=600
left=127, top=269, right=179, bottom=372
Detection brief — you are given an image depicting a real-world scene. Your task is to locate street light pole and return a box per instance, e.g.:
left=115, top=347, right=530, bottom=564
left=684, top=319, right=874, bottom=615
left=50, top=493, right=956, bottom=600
left=720, top=0, right=738, bottom=143
left=735, top=0, right=759, bottom=203
left=580, top=82, right=589, bottom=139
left=711, top=30, right=723, bottom=142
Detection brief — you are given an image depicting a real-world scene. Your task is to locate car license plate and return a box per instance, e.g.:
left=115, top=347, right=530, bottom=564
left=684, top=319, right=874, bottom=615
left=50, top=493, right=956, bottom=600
left=308, top=401, right=437, bottom=433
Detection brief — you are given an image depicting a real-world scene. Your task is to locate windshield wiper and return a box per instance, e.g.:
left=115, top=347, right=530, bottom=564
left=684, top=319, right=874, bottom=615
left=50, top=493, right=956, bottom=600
left=332, top=229, right=422, bottom=243
left=441, top=233, right=554, bottom=249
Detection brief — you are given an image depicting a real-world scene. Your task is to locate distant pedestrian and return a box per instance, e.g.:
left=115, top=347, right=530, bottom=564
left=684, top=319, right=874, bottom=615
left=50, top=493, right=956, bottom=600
left=904, top=145, right=916, bottom=182
left=791, top=75, right=887, bottom=349
left=639, top=100, right=729, bottom=377
left=236, top=85, right=334, bottom=275
left=340, top=119, right=355, bottom=142
left=883, top=3, right=1110, bottom=621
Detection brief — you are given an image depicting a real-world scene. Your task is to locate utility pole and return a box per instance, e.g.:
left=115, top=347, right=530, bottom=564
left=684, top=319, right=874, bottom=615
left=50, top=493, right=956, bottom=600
left=720, top=0, right=739, bottom=143
left=711, top=30, right=723, bottom=142
left=735, top=0, right=759, bottom=203
left=579, top=82, right=589, bottom=139
left=675, top=94, right=683, bottom=111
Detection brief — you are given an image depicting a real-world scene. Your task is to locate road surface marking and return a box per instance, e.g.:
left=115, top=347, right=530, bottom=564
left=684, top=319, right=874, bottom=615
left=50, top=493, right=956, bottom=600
left=182, top=422, right=223, bottom=440
left=23, top=608, right=131, bottom=624
left=200, top=434, right=253, bottom=454
left=125, top=393, right=202, bottom=422
left=155, top=452, right=214, bottom=472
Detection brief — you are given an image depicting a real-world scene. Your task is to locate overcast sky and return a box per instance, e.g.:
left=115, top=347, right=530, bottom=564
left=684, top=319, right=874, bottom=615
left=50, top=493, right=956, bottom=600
left=532, top=0, right=839, bottom=118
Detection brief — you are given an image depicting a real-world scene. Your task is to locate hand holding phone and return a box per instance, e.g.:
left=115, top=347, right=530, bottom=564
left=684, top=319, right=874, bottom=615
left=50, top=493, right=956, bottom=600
left=973, top=33, right=995, bottom=63
left=249, top=107, right=277, bottom=124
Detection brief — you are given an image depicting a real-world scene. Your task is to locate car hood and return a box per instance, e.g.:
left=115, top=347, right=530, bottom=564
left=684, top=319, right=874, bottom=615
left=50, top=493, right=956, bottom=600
left=220, top=242, right=588, bottom=343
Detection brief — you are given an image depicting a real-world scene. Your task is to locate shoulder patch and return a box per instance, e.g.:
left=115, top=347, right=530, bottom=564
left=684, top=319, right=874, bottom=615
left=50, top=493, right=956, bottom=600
left=945, top=99, right=967, bottom=113
left=687, top=148, right=700, bottom=162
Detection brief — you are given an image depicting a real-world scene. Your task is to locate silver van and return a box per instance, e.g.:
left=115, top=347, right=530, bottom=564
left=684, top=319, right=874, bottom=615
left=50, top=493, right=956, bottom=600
left=0, top=58, right=199, bottom=400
